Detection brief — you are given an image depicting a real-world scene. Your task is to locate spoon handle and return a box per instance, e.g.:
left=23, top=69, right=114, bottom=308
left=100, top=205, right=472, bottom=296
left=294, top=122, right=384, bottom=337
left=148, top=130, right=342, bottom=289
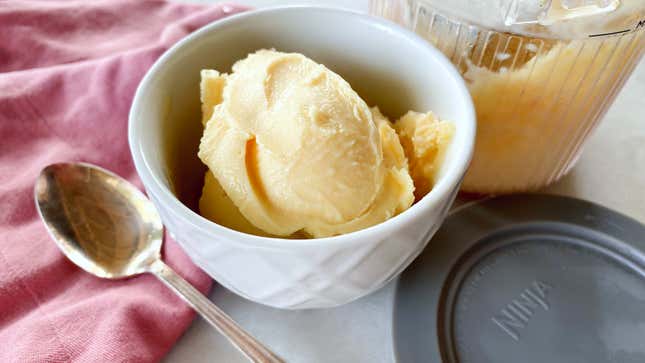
left=150, top=260, right=284, bottom=363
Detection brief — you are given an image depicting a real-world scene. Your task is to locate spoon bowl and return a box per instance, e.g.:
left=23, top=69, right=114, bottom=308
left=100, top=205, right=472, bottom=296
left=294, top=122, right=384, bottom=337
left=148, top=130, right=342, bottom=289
left=35, top=163, right=162, bottom=279
left=34, top=162, right=282, bottom=363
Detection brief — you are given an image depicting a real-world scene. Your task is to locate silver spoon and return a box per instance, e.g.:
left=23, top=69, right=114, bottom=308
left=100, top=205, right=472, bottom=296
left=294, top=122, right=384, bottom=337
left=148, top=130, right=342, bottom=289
left=34, top=162, right=284, bottom=363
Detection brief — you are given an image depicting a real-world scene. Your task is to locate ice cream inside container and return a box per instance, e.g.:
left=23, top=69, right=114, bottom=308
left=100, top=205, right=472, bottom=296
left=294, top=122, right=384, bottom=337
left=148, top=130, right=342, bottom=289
left=370, top=0, right=644, bottom=193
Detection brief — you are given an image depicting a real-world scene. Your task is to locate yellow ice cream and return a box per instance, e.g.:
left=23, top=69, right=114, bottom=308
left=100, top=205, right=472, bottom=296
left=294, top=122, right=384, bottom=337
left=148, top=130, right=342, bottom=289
left=394, top=111, right=455, bottom=200
left=198, top=50, right=444, bottom=238
left=460, top=33, right=643, bottom=193
left=375, top=0, right=643, bottom=193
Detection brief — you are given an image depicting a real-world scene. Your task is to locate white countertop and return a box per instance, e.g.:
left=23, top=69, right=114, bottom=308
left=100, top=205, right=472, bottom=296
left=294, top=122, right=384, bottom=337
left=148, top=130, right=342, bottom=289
left=165, top=1, right=645, bottom=362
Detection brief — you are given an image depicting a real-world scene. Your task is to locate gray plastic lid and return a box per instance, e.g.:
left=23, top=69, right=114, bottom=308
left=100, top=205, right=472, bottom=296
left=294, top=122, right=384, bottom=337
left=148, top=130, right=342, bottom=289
left=393, top=194, right=645, bottom=363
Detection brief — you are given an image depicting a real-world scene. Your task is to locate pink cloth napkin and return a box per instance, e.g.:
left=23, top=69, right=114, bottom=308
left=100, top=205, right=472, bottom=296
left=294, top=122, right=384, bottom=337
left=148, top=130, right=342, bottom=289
left=0, top=1, right=247, bottom=362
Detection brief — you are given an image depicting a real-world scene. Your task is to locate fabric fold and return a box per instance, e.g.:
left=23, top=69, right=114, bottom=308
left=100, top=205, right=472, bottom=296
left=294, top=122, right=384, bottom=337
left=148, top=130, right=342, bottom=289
left=0, top=1, right=248, bottom=362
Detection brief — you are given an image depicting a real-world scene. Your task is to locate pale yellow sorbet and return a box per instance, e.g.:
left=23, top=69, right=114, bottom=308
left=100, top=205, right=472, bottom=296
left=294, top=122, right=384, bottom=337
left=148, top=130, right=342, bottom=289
left=394, top=111, right=455, bottom=200
left=461, top=33, right=642, bottom=193
left=198, top=50, right=423, bottom=238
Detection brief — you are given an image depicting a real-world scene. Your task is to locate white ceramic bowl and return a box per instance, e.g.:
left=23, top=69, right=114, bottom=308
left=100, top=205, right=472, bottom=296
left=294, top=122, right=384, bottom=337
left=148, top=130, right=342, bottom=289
left=129, top=6, right=475, bottom=309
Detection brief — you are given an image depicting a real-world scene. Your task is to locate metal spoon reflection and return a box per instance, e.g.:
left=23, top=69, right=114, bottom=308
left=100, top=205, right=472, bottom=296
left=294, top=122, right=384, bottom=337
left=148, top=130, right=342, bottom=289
left=34, top=162, right=283, bottom=363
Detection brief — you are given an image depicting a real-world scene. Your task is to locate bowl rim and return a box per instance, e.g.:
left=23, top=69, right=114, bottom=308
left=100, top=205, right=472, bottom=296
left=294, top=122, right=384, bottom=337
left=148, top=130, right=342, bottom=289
left=128, top=5, right=476, bottom=249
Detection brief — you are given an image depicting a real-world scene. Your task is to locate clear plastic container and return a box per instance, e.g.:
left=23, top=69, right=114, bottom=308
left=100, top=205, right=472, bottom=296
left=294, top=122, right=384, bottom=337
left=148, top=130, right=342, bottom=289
left=370, top=0, right=645, bottom=193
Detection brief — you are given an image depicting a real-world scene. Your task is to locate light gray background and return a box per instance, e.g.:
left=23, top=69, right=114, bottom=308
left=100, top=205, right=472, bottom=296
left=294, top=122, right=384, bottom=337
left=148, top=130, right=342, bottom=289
left=166, top=1, right=645, bottom=362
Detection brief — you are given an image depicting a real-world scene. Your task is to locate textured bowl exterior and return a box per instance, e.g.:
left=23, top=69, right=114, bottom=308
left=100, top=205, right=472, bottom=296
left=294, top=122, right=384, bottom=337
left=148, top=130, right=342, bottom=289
left=129, top=7, right=475, bottom=309
left=152, top=184, right=459, bottom=309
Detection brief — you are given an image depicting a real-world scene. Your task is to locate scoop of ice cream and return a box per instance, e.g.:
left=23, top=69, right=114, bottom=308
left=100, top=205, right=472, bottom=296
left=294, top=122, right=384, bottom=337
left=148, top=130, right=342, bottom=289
left=394, top=111, right=455, bottom=200
left=199, top=171, right=271, bottom=237
left=198, top=50, right=415, bottom=238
